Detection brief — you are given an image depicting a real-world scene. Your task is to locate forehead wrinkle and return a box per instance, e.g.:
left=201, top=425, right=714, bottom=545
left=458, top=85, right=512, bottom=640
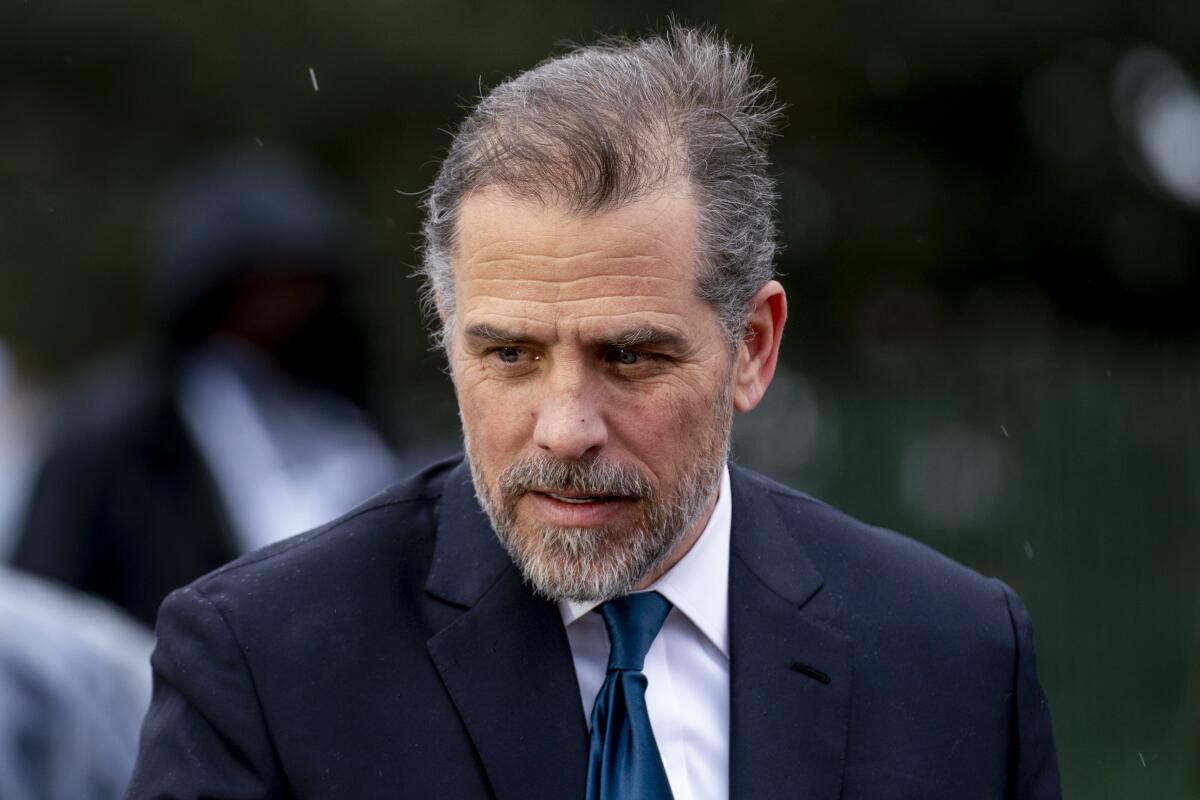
left=460, top=189, right=692, bottom=233
left=459, top=297, right=700, bottom=320
left=452, top=187, right=703, bottom=317
left=570, top=312, right=691, bottom=333
left=458, top=216, right=683, bottom=254
left=459, top=253, right=686, bottom=283
left=465, top=247, right=636, bottom=263
left=461, top=276, right=685, bottom=300
left=460, top=248, right=606, bottom=267
left=455, top=191, right=696, bottom=257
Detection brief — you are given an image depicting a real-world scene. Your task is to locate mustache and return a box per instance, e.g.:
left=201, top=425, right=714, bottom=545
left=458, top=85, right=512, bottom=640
left=496, top=455, right=654, bottom=500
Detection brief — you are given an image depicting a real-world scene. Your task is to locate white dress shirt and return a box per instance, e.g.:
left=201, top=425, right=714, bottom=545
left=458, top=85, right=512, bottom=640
left=559, top=465, right=731, bottom=800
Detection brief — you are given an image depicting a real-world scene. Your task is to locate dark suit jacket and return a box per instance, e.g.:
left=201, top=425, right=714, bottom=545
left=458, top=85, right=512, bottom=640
left=126, top=457, right=1061, bottom=799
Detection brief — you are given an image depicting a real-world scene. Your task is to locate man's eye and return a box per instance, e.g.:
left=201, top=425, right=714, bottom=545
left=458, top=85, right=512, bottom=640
left=495, top=347, right=522, bottom=364
left=606, top=349, right=641, bottom=365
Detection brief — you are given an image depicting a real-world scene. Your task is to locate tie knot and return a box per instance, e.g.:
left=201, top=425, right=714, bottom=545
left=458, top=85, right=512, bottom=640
left=599, top=592, right=672, bottom=672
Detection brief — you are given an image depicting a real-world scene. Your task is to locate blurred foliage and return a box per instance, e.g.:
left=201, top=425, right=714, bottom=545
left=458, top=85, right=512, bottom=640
left=3, top=0, right=1199, bottom=796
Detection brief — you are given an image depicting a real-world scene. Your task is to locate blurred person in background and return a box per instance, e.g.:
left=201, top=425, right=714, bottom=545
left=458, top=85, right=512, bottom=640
left=0, top=564, right=152, bottom=800
left=12, top=150, right=405, bottom=626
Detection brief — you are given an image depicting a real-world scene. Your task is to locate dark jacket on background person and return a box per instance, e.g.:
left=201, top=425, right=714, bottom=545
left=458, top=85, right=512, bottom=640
left=13, top=369, right=236, bottom=626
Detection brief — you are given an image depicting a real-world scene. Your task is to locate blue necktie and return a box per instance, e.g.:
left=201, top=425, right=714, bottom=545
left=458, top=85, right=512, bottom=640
left=585, top=592, right=675, bottom=800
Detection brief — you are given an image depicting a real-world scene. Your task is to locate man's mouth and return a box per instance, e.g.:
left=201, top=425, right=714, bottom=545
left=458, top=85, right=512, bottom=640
left=545, top=493, right=602, bottom=504
left=523, top=490, right=640, bottom=526
left=534, top=491, right=626, bottom=504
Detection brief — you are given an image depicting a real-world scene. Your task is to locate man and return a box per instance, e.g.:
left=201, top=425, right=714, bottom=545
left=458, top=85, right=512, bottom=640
left=127, top=26, right=1061, bottom=799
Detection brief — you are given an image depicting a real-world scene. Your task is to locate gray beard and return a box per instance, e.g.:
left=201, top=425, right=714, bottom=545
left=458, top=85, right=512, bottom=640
left=464, top=388, right=731, bottom=603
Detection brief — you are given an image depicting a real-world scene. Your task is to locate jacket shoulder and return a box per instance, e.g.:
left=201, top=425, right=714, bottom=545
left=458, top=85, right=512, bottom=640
left=732, top=464, right=1010, bottom=629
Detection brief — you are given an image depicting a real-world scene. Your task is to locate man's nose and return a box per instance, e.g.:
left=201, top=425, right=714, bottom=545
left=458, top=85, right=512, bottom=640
left=532, top=366, right=608, bottom=461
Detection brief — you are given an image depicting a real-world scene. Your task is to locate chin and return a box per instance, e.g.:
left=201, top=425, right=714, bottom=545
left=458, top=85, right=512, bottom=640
left=502, top=520, right=678, bottom=604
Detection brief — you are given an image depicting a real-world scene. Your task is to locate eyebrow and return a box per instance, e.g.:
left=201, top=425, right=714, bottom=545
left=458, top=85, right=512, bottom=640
left=462, top=323, right=532, bottom=344
left=461, top=322, right=689, bottom=353
left=600, top=326, right=688, bottom=352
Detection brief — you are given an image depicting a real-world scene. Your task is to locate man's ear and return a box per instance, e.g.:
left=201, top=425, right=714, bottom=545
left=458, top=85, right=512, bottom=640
left=732, top=280, right=787, bottom=413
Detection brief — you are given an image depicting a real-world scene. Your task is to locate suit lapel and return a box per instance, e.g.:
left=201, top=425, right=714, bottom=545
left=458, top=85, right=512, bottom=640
left=728, top=466, right=852, bottom=800
left=425, top=463, right=589, bottom=799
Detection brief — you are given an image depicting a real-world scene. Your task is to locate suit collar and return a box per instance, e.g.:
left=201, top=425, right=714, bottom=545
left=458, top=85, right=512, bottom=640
left=424, top=459, right=589, bottom=799
left=424, top=460, right=513, bottom=607
left=727, top=464, right=852, bottom=800
left=727, top=464, right=825, bottom=609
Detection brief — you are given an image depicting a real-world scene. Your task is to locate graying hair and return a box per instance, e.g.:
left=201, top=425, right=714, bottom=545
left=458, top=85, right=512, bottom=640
left=419, top=24, right=783, bottom=348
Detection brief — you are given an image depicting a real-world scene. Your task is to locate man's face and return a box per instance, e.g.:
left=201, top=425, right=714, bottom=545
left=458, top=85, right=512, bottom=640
left=448, top=186, right=736, bottom=603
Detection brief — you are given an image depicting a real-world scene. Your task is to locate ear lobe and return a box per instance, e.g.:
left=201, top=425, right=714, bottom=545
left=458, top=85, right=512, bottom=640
left=732, top=280, right=787, bottom=413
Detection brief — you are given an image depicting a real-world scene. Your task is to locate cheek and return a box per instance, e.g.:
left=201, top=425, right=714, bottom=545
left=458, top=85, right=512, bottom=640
left=608, top=391, right=696, bottom=460
left=456, top=380, right=538, bottom=454
left=625, top=373, right=731, bottom=464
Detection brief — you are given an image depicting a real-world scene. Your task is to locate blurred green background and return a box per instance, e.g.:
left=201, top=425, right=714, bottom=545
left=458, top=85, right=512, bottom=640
left=3, top=1, right=1198, bottom=796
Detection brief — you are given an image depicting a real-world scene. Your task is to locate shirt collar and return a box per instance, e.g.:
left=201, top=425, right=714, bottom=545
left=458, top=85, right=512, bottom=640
left=558, top=464, right=731, bottom=658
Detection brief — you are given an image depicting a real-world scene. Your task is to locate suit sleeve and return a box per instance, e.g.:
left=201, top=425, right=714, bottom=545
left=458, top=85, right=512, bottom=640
left=996, top=580, right=1062, bottom=800
left=125, top=585, right=285, bottom=799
